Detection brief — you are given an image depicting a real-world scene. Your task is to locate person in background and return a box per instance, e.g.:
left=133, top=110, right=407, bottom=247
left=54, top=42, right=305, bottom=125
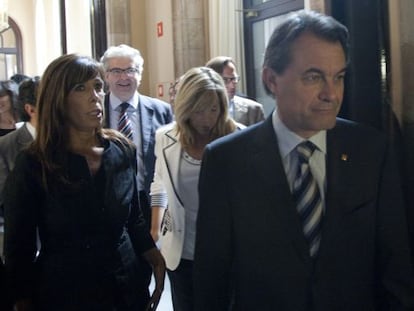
left=100, top=44, right=173, bottom=225
left=101, top=44, right=173, bottom=306
left=150, top=67, right=242, bottom=311
left=194, top=10, right=414, bottom=310
left=206, top=56, right=265, bottom=126
left=10, top=74, right=30, bottom=85
left=0, top=76, right=40, bottom=211
left=3, top=54, right=165, bottom=311
left=101, top=44, right=173, bottom=308
left=0, top=78, right=26, bottom=311
left=0, top=80, right=19, bottom=136
left=168, top=76, right=183, bottom=113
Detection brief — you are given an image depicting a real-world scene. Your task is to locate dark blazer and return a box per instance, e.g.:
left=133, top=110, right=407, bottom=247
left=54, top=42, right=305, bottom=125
left=3, top=140, right=155, bottom=310
left=0, top=123, right=33, bottom=208
left=194, top=116, right=414, bottom=311
left=0, top=124, right=33, bottom=310
left=103, top=93, right=173, bottom=196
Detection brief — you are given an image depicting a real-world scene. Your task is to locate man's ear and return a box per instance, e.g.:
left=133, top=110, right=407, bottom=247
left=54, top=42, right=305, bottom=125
left=24, top=103, right=36, bottom=118
left=262, top=67, right=278, bottom=96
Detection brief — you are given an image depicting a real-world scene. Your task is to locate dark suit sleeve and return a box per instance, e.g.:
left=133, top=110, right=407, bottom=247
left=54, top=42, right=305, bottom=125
left=377, top=143, right=414, bottom=309
left=0, top=134, right=13, bottom=209
left=127, top=183, right=155, bottom=254
left=3, top=152, right=40, bottom=302
left=0, top=151, right=7, bottom=209
left=125, top=145, right=155, bottom=254
left=194, top=145, right=233, bottom=311
left=165, top=104, right=173, bottom=124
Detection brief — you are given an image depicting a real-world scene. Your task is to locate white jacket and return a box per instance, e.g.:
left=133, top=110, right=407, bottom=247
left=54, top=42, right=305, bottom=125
left=150, top=123, right=186, bottom=270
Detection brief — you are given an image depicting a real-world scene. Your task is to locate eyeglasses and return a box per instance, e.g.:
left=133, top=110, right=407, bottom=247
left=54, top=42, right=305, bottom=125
left=222, top=76, right=240, bottom=84
left=107, top=67, right=139, bottom=77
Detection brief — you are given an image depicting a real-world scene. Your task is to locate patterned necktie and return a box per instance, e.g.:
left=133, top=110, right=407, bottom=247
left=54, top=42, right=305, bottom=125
left=118, top=102, right=133, bottom=140
left=292, top=141, right=323, bottom=258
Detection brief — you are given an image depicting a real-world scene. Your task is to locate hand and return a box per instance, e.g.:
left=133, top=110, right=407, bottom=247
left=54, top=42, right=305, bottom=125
left=14, top=299, right=34, bottom=311
left=143, top=248, right=166, bottom=310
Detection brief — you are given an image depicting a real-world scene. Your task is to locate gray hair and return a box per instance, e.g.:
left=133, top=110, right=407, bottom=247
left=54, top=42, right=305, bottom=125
left=100, top=44, right=144, bottom=75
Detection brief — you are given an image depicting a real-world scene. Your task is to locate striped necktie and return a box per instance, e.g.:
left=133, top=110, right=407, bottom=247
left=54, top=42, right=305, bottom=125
left=292, top=141, right=322, bottom=258
left=118, top=102, right=133, bottom=140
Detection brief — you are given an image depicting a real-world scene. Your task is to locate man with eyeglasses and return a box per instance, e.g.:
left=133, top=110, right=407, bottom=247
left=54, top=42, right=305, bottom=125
left=206, top=56, right=265, bottom=126
left=100, top=44, right=173, bottom=309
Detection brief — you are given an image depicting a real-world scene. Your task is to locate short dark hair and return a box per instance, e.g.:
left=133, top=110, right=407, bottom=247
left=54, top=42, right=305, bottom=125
left=10, top=74, right=30, bottom=85
left=0, top=80, right=18, bottom=118
left=17, top=76, right=40, bottom=121
left=206, top=56, right=236, bottom=75
left=262, top=10, right=349, bottom=95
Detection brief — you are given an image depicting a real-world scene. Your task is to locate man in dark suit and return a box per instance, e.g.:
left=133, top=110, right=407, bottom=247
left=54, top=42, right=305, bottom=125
left=101, top=44, right=173, bottom=223
left=0, top=77, right=39, bottom=210
left=194, top=10, right=414, bottom=311
left=206, top=56, right=265, bottom=126
left=0, top=76, right=39, bottom=311
left=100, top=44, right=173, bottom=306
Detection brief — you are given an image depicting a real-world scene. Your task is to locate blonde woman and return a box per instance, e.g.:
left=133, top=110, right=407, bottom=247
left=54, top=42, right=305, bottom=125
left=150, top=67, right=243, bottom=310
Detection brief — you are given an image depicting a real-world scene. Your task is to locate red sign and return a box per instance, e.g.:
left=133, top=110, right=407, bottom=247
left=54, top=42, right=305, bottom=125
left=158, top=84, right=164, bottom=97
left=157, top=22, right=163, bottom=37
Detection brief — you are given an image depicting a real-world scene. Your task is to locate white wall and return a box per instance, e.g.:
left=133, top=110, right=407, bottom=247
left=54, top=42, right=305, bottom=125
left=144, top=0, right=175, bottom=101
left=9, top=0, right=91, bottom=77
left=65, top=0, right=92, bottom=56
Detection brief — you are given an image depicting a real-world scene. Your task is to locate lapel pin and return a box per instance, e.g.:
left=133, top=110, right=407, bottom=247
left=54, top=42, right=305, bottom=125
left=340, top=154, right=348, bottom=161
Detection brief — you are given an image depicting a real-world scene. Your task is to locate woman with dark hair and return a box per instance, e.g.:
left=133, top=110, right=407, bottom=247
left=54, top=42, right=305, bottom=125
left=0, top=80, right=18, bottom=136
left=3, top=54, right=165, bottom=311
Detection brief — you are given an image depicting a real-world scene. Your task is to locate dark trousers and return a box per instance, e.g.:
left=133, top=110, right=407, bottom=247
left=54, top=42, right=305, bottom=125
left=138, top=191, right=152, bottom=307
left=0, top=258, right=13, bottom=311
left=167, top=259, right=194, bottom=311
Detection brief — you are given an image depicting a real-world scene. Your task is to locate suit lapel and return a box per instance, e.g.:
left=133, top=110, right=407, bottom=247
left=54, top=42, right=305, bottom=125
left=317, top=120, right=355, bottom=260
left=233, top=97, right=247, bottom=122
left=138, top=95, right=153, bottom=157
left=251, top=119, right=311, bottom=262
left=16, top=125, right=33, bottom=147
left=103, top=94, right=111, bottom=128
left=162, top=129, right=184, bottom=206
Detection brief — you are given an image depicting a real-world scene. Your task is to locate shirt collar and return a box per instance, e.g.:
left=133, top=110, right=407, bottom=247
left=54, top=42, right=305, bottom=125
left=109, top=91, right=139, bottom=110
left=272, top=108, right=326, bottom=160
left=26, top=122, right=36, bottom=139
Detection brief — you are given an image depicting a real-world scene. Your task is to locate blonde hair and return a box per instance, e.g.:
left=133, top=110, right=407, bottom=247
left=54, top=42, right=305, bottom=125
left=174, top=66, right=236, bottom=149
left=100, top=44, right=144, bottom=75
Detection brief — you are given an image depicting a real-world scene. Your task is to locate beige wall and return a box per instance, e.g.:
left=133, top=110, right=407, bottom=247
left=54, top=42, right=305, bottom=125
left=144, top=0, right=175, bottom=101
left=65, top=0, right=92, bottom=56
left=8, top=0, right=175, bottom=98
left=123, top=0, right=175, bottom=100
left=392, top=0, right=414, bottom=181
left=129, top=1, right=149, bottom=94
left=9, top=0, right=91, bottom=77
left=399, top=0, right=414, bottom=125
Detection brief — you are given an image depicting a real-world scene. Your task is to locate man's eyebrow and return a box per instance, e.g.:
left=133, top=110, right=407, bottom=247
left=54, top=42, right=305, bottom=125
left=303, top=68, right=324, bottom=75
left=303, top=67, right=347, bottom=75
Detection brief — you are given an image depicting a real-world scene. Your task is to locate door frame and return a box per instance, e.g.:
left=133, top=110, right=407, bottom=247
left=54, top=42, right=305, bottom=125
left=243, top=0, right=304, bottom=101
